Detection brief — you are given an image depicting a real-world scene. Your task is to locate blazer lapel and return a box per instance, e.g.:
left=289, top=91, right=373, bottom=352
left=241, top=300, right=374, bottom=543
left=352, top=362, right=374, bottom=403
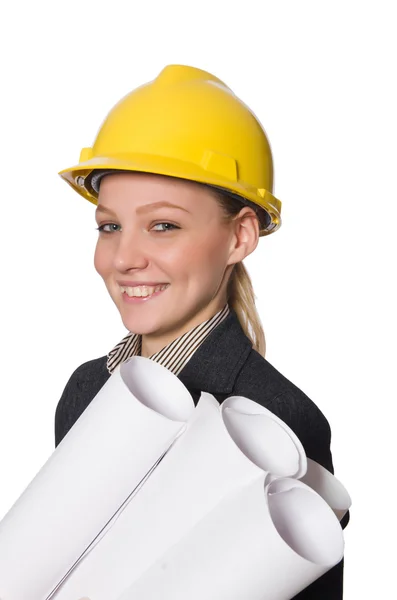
left=178, top=309, right=252, bottom=397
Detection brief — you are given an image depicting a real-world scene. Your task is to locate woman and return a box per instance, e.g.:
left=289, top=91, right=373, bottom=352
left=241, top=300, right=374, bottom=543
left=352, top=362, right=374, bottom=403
left=54, top=64, right=348, bottom=598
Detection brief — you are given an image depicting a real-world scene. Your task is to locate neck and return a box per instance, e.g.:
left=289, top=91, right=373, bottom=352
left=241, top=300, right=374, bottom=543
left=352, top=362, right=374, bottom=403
left=141, top=300, right=227, bottom=358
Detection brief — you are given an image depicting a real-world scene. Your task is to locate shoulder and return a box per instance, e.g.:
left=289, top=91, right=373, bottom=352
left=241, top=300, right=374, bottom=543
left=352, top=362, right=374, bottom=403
left=66, top=355, right=109, bottom=387
left=54, top=356, right=109, bottom=446
left=232, top=349, right=334, bottom=473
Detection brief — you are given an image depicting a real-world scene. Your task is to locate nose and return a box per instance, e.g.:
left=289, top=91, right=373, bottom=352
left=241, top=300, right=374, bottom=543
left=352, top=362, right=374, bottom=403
left=113, top=230, right=149, bottom=272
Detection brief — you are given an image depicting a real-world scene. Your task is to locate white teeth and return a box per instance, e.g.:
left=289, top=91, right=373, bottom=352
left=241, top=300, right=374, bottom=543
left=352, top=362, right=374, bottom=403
left=120, top=284, right=168, bottom=297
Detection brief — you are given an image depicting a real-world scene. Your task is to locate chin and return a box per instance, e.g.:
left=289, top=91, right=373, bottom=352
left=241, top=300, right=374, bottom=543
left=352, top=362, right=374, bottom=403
left=120, top=318, right=158, bottom=336
left=119, top=311, right=164, bottom=335
left=114, top=292, right=192, bottom=336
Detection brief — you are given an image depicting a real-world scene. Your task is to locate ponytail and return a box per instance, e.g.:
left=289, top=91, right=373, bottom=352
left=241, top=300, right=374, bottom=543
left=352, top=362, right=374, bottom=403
left=227, top=261, right=266, bottom=357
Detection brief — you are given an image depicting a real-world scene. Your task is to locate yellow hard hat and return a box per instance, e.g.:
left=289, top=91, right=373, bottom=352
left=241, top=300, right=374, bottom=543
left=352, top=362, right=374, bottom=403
left=59, top=64, right=282, bottom=236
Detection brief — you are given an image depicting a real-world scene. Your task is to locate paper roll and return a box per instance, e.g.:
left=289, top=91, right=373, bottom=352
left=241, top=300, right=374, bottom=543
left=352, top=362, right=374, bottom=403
left=52, top=392, right=306, bottom=600
left=300, top=457, right=352, bottom=520
left=117, top=478, right=344, bottom=600
left=0, top=356, right=194, bottom=600
left=221, top=395, right=307, bottom=479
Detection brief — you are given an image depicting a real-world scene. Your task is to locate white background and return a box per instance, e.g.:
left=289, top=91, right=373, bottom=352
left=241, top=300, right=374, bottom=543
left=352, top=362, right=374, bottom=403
left=0, top=1, right=395, bottom=596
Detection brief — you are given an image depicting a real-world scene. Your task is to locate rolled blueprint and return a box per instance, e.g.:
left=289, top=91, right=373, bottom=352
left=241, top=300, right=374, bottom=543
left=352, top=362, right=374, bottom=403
left=52, top=393, right=307, bottom=600
left=300, top=457, right=352, bottom=520
left=0, top=356, right=194, bottom=600
left=117, top=477, right=345, bottom=600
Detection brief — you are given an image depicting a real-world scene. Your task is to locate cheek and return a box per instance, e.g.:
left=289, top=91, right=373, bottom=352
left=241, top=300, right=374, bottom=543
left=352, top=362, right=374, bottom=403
left=173, top=234, right=229, bottom=280
left=194, top=230, right=230, bottom=263
left=94, top=241, right=110, bottom=277
left=154, top=239, right=194, bottom=272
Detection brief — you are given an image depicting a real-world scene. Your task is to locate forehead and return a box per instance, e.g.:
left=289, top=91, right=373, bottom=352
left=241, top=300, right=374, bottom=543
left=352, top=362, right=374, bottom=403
left=96, top=172, right=219, bottom=211
left=98, top=172, right=205, bottom=194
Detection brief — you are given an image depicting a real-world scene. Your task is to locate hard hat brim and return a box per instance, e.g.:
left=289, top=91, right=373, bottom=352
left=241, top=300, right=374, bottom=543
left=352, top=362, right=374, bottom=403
left=59, top=152, right=281, bottom=236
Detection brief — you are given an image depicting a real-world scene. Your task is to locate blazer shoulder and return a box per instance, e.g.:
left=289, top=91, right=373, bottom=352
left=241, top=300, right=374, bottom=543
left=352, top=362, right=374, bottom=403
left=54, top=355, right=109, bottom=446
left=69, top=355, right=109, bottom=384
left=233, top=349, right=334, bottom=473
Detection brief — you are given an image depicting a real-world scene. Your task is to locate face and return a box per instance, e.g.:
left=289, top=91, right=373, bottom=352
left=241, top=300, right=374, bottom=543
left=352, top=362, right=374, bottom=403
left=94, top=172, right=241, bottom=343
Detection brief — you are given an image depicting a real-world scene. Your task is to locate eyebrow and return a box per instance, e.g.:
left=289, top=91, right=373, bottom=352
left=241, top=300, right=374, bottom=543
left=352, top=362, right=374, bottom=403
left=95, top=201, right=191, bottom=216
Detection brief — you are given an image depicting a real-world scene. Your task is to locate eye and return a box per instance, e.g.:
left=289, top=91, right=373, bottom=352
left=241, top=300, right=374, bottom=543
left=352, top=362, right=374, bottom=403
left=152, top=222, right=180, bottom=232
left=96, top=223, right=121, bottom=233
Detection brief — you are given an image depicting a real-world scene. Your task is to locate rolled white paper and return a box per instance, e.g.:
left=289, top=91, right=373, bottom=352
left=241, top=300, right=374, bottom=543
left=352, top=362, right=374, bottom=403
left=221, top=396, right=307, bottom=479
left=0, top=356, right=194, bottom=600
left=221, top=395, right=307, bottom=479
left=300, top=457, right=352, bottom=520
left=117, top=477, right=345, bottom=600
left=52, top=391, right=306, bottom=600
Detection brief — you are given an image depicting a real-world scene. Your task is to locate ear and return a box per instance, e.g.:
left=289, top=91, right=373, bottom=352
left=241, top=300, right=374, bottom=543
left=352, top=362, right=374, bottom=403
left=227, top=207, right=259, bottom=266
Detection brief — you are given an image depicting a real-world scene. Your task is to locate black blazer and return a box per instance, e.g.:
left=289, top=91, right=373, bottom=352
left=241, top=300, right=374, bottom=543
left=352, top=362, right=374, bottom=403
left=55, top=308, right=349, bottom=599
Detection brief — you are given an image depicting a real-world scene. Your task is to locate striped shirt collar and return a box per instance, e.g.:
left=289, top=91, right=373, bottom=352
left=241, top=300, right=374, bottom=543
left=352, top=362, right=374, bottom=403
left=106, top=304, right=230, bottom=375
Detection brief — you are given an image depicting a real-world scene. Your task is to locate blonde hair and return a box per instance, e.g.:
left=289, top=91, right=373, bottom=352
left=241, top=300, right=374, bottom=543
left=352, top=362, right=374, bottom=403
left=208, top=187, right=267, bottom=357
left=227, top=261, right=266, bottom=357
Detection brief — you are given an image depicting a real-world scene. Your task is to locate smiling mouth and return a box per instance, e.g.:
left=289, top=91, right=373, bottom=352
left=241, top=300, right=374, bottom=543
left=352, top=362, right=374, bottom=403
left=120, top=284, right=169, bottom=298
